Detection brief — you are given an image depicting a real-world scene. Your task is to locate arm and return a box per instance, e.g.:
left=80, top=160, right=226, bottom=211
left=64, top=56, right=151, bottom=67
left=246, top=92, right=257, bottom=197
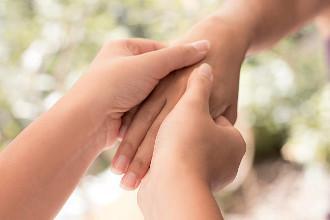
left=0, top=88, right=105, bottom=219
left=115, top=0, right=330, bottom=190
left=208, top=0, right=330, bottom=52
left=0, top=39, right=208, bottom=219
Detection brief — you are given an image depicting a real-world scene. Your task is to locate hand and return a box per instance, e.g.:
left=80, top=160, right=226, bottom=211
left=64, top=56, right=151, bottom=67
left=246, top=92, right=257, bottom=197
left=114, top=20, right=248, bottom=190
left=152, top=63, right=245, bottom=189
left=138, top=64, right=246, bottom=218
left=70, top=38, right=210, bottom=150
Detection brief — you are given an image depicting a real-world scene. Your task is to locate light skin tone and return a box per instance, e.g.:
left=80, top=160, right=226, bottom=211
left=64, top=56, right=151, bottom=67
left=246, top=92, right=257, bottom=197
left=114, top=0, right=330, bottom=190
left=0, top=38, right=210, bottom=219
left=317, top=7, right=330, bottom=37
left=138, top=64, right=246, bottom=220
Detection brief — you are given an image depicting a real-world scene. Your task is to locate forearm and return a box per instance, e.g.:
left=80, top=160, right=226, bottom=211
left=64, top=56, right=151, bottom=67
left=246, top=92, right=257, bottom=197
left=169, top=0, right=330, bottom=121
left=217, top=0, right=330, bottom=52
left=156, top=175, right=222, bottom=220
left=179, top=0, right=330, bottom=58
left=0, top=88, right=105, bottom=219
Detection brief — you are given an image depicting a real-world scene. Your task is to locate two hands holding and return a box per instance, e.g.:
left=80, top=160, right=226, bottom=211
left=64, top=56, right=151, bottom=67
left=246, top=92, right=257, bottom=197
left=81, top=38, right=245, bottom=218
left=0, top=37, right=245, bottom=219
left=2, top=0, right=329, bottom=218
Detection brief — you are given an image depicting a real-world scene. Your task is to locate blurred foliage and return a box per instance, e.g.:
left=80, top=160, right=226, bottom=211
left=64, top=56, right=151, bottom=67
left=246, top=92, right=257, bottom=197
left=0, top=0, right=329, bottom=173
left=240, top=28, right=330, bottom=165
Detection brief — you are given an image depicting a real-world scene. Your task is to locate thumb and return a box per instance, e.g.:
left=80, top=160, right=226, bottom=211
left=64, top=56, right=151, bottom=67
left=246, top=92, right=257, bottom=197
left=181, top=63, right=213, bottom=113
left=137, top=40, right=210, bottom=80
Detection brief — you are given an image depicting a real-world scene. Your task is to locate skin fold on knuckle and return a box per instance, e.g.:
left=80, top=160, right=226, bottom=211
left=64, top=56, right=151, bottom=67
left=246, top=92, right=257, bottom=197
left=119, top=141, right=137, bottom=155
left=131, top=157, right=149, bottom=176
left=124, top=40, right=141, bottom=55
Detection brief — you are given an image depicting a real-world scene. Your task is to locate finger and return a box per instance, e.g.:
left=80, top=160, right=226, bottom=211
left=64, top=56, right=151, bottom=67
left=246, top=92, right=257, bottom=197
left=104, top=38, right=166, bottom=57
left=181, top=63, right=213, bottom=113
left=120, top=104, right=170, bottom=190
left=138, top=40, right=210, bottom=79
left=111, top=96, right=166, bottom=174
left=121, top=38, right=166, bottom=55
left=118, top=106, right=139, bottom=140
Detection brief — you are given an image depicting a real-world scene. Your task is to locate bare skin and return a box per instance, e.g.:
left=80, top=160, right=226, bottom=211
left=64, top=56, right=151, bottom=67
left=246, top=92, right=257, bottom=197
left=0, top=39, right=210, bottom=219
left=317, top=8, right=330, bottom=37
left=114, top=0, right=330, bottom=190
left=138, top=64, right=246, bottom=220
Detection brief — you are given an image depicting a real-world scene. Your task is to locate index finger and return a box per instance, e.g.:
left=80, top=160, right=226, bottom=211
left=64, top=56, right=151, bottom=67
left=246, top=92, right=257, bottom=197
left=137, top=40, right=210, bottom=80
left=105, top=38, right=166, bottom=57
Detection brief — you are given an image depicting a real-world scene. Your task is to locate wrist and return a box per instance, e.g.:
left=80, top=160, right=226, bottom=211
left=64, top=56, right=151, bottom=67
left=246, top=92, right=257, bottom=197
left=61, top=83, right=118, bottom=151
left=152, top=148, right=210, bottom=187
left=180, top=13, right=252, bottom=57
left=139, top=155, right=210, bottom=217
left=175, top=14, right=250, bottom=83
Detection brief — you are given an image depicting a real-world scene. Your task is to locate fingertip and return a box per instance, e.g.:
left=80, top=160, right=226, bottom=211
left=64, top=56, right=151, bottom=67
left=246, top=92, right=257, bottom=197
left=120, top=172, right=139, bottom=191
left=187, top=63, right=213, bottom=88
left=197, top=63, right=213, bottom=81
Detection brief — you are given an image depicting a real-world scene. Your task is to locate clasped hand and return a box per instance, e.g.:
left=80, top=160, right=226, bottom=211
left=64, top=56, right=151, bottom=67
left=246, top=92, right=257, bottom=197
left=75, top=38, right=245, bottom=190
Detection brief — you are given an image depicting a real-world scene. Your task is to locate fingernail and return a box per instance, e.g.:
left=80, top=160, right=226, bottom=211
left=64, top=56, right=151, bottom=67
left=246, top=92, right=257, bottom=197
left=111, top=155, right=129, bottom=174
left=190, top=40, right=210, bottom=53
left=121, top=172, right=138, bottom=190
left=198, top=63, right=213, bottom=81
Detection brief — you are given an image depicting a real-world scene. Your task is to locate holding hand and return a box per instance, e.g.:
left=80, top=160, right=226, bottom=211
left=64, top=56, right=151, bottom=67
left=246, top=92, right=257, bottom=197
left=71, top=38, right=210, bottom=149
left=138, top=64, right=246, bottom=220
left=115, top=23, right=247, bottom=190
left=0, top=38, right=210, bottom=219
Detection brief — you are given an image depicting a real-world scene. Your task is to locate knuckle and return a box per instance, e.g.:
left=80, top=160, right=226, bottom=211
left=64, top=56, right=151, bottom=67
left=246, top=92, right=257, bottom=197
left=131, top=157, right=149, bottom=173
left=120, top=141, right=137, bottom=153
left=124, top=40, right=141, bottom=55
left=103, top=39, right=136, bottom=53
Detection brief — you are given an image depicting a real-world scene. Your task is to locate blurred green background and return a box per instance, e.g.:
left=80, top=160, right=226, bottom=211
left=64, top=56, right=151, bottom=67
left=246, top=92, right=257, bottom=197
left=0, top=0, right=329, bottom=219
